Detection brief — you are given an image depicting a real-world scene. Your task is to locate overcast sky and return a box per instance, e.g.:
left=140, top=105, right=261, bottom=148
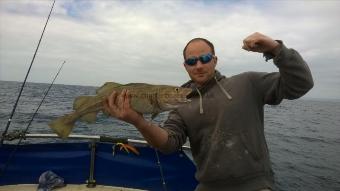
left=0, top=0, right=339, bottom=100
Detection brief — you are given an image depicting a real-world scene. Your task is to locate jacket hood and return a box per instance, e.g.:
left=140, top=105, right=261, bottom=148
left=182, top=70, right=227, bottom=98
left=182, top=70, right=232, bottom=114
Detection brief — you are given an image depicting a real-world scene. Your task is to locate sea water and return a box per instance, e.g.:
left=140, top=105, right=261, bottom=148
left=0, top=81, right=339, bottom=191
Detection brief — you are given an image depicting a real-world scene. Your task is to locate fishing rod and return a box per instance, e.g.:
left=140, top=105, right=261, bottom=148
left=0, top=0, right=56, bottom=145
left=0, top=61, right=65, bottom=178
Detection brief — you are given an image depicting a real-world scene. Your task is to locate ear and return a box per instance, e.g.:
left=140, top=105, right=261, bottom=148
left=213, top=56, right=218, bottom=66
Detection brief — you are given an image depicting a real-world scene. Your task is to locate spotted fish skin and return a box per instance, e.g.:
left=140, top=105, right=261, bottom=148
left=48, top=82, right=192, bottom=138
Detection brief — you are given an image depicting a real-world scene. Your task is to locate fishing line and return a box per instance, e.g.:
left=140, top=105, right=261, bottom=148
left=0, top=0, right=56, bottom=145
left=0, top=61, right=65, bottom=178
left=154, top=148, right=168, bottom=191
left=151, top=118, right=168, bottom=191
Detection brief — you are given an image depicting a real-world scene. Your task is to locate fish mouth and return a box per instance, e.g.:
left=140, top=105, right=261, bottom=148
left=163, top=98, right=191, bottom=109
left=177, top=97, right=191, bottom=103
left=183, top=99, right=191, bottom=103
left=169, top=99, right=191, bottom=105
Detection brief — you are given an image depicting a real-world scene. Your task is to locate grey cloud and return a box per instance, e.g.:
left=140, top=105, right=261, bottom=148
left=0, top=0, right=339, bottom=99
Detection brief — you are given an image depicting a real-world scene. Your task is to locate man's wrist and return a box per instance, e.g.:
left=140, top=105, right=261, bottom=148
left=270, top=41, right=282, bottom=56
left=132, top=116, right=148, bottom=129
left=263, top=40, right=282, bottom=62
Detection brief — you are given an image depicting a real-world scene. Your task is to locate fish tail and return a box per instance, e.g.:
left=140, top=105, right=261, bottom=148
left=74, top=96, right=100, bottom=123
left=48, top=113, right=77, bottom=138
left=73, top=96, right=96, bottom=110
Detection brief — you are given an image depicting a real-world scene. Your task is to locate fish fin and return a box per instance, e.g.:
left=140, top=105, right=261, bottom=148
left=48, top=113, right=77, bottom=139
left=73, top=96, right=94, bottom=110
left=80, top=112, right=97, bottom=123
left=151, top=113, right=159, bottom=119
left=96, top=82, right=122, bottom=94
left=125, top=83, right=149, bottom=86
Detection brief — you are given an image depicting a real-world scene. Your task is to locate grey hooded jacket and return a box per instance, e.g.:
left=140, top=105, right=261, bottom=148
left=159, top=42, right=314, bottom=191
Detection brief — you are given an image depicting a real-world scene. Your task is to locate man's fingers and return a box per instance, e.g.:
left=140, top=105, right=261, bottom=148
left=117, top=90, right=126, bottom=108
left=103, top=99, right=112, bottom=115
left=108, top=91, right=117, bottom=108
left=121, top=89, right=131, bottom=111
left=242, top=43, right=250, bottom=51
left=243, top=40, right=263, bottom=52
left=250, top=41, right=259, bottom=49
left=124, top=90, right=131, bottom=108
left=104, top=92, right=119, bottom=117
left=243, top=32, right=279, bottom=53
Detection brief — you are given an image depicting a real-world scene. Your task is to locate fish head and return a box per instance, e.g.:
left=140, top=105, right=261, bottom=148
left=157, top=86, right=192, bottom=110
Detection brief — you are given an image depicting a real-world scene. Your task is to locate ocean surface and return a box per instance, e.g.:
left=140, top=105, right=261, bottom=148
left=0, top=80, right=339, bottom=191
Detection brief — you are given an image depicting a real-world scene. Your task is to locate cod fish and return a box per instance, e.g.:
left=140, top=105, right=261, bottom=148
left=49, top=82, right=192, bottom=138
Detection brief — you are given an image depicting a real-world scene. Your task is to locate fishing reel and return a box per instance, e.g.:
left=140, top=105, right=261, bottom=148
left=0, top=130, right=27, bottom=141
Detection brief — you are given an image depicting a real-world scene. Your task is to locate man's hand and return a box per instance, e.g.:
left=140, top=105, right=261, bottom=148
left=103, top=90, right=169, bottom=149
left=103, top=89, right=144, bottom=126
left=242, top=32, right=281, bottom=56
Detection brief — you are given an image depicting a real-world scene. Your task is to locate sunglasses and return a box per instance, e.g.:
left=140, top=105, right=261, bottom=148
left=185, top=53, right=214, bottom=66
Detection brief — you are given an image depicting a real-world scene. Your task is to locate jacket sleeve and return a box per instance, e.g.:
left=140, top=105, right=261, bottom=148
left=158, top=110, right=187, bottom=154
left=248, top=42, right=314, bottom=105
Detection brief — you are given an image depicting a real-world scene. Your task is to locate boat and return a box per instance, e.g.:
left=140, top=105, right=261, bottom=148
left=0, top=1, right=198, bottom=189
left=0, top=133, right=197, bottom=191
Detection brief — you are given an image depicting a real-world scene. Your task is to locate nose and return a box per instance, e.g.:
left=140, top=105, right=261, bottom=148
left=195, top=60, right=204, bottom=68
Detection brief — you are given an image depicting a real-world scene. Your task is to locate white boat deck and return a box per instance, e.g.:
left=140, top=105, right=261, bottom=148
left=0, top=184, right=146, bottom=191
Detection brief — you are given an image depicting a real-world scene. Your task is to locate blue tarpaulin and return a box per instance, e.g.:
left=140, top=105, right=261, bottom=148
left=0, top=142, right=197, bottom=191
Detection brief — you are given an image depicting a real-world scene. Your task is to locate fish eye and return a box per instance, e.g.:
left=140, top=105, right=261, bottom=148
left=175, top=88, right=179, bottom=92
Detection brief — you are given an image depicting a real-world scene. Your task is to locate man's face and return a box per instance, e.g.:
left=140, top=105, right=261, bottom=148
left=184, top=40, right=217, bottom=86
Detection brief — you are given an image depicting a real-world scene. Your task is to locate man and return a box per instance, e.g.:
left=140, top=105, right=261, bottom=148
left=103, top=32, right=314, bottom=191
